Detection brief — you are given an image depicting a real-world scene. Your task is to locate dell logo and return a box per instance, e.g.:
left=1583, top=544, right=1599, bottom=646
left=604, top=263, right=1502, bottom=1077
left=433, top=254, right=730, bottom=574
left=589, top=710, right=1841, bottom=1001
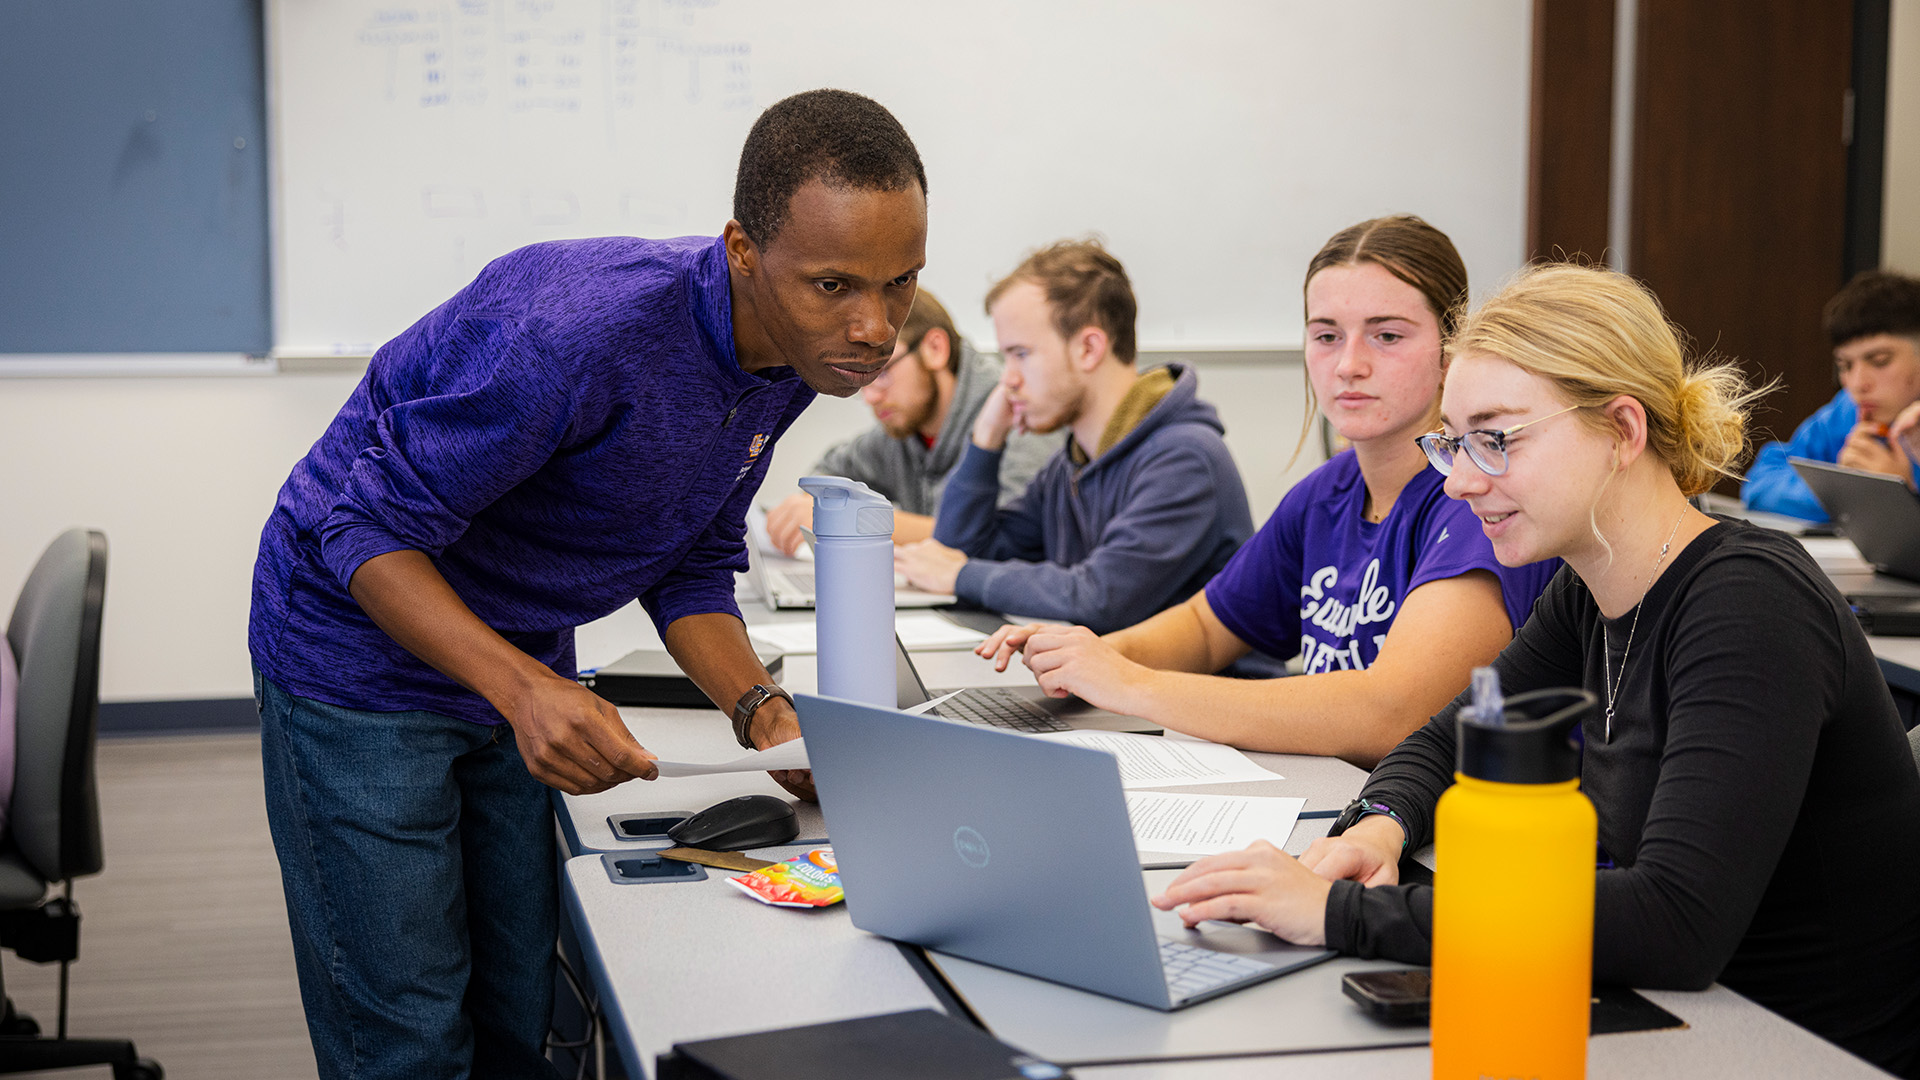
left=953, top=826, right=990, bottom=868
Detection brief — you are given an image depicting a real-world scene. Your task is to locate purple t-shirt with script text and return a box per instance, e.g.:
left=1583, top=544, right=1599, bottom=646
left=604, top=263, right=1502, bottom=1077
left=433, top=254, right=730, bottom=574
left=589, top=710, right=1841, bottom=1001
left=1206, top=451, right=1558, bottom=673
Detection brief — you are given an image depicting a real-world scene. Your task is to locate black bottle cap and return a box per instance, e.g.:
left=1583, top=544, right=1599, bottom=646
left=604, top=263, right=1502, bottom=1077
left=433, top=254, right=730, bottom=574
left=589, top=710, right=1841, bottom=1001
left=1456, top=687, right=1593, bottom=784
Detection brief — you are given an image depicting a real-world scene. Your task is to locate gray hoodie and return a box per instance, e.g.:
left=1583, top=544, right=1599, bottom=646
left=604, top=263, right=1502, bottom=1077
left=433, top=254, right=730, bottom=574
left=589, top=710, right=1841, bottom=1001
left=812, top=340, right=1055, bottom=515
left=933, top=364, right=1253, bottom=634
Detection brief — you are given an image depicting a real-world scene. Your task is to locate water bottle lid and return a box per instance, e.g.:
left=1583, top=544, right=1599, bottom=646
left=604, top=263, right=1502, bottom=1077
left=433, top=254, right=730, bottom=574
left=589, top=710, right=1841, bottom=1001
left=798, top=476, right=894, bottom=537
left=1456, top=687, right=1593, bottom=784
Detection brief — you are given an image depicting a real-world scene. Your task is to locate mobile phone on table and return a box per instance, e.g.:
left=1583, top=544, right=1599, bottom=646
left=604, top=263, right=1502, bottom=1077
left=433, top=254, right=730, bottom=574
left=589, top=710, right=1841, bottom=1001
left=1341, top=969, right=1430, bottom=1024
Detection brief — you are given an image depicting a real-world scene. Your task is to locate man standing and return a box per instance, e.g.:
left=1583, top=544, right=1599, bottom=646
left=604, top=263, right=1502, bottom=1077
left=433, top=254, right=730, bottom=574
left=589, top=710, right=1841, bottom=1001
left=761, top=289, right=1053, bottom=553
left=248, top=90, right=926, bottom=1077
left=894, top=240, right=1252, bottom=633
left=1743, top=270, right=1920, bottom=520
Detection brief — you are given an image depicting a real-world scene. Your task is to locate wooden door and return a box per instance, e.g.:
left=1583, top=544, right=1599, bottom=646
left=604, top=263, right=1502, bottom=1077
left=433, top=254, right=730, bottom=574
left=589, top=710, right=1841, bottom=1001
left=1629, top=0, right=1854, bottom=455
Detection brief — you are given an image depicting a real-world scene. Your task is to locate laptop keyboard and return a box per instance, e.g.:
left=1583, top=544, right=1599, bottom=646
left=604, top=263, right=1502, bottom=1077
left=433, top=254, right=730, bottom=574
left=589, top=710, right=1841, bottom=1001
left=778, top=570, right=815, bottom=593
left=1159, top=939, right=1277, bottom=1000
left=934, top=688, right=1072, bottom=733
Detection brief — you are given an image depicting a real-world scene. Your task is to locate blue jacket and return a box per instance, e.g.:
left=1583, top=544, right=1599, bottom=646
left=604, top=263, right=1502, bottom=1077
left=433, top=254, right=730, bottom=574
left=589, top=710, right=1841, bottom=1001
left=1742, top=390, right=1920, bottom=522
left=933, top=365, right=1253, bottom=633
left=249, top=235, right=814, bottom=724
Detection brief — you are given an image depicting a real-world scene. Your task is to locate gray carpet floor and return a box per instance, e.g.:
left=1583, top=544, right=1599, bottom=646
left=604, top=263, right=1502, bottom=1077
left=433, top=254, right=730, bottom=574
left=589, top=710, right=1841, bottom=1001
left=3, top=732, right=318, bottom=1080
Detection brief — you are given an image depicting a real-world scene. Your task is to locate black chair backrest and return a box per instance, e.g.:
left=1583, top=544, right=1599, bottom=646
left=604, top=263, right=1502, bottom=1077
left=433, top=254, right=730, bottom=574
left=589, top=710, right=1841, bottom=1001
left=4, top=529, right=107, bottom=883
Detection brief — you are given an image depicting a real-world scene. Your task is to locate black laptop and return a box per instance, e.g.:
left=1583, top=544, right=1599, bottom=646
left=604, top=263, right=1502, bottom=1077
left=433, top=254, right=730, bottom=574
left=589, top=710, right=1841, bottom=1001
left=1791, top=458, right=1920, bottom=634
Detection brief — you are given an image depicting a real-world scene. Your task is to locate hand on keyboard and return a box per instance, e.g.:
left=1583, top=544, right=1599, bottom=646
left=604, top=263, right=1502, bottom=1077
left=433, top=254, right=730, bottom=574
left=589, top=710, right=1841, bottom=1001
left=1151, top=840, right=1333, bottom=947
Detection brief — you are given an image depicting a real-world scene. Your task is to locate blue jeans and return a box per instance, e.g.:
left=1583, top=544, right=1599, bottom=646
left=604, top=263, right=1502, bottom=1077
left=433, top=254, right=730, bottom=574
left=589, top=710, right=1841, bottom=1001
left=256, top=670, right=560, bottom=1080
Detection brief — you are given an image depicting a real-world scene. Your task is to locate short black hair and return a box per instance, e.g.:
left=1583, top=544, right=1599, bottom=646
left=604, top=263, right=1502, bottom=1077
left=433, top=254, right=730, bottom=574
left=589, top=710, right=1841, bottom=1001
left=732, top=89, right=926, bottom=249
left=1825, top=270, right=1920, bottom=347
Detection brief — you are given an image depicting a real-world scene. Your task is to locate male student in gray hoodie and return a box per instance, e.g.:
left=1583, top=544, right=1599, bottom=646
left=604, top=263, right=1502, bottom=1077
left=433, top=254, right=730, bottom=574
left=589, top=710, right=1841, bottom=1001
left=896, top=240, right=1252, bottom=633
left=762, top=289, right=1053, bottom=553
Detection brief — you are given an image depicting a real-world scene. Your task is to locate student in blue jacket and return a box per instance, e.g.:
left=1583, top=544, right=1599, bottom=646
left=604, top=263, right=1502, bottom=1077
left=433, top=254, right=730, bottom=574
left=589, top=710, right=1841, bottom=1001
left=1741, top=270, right=1920, bottom=520
left=977, top=217, right=1557, bottom=767
left=893, top=239, right=1254, bottom=633
left=249, top=90, right=926, bottom=1078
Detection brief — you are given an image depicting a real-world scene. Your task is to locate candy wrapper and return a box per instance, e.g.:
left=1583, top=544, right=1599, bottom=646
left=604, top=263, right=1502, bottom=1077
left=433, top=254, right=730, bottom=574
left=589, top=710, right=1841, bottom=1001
left=725, top=847, right=843, bottom=908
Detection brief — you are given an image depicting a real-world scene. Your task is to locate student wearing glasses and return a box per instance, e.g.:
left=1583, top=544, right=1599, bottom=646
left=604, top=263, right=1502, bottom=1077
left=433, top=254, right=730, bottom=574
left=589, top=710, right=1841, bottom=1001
left=976, top=217, right=1558, bottom=766
left=1154, top=264, right=1920, bottom=1078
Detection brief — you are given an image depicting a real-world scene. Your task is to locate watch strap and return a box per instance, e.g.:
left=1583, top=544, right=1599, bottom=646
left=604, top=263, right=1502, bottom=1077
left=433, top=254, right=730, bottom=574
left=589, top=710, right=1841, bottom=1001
left=731, top=683, right=794, bottom=749
left=1330, top=797, right=1408, bottom=850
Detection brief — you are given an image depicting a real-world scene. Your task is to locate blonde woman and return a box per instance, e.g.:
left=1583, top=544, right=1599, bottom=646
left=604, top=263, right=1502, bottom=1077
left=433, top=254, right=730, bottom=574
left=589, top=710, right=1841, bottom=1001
left=977, top=217, right=1559, bottom=766
left=1155, top=264, right=1920, bottom=1077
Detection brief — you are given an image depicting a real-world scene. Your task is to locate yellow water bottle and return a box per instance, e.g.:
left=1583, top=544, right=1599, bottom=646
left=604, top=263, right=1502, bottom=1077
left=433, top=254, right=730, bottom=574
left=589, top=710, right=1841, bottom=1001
left=1431, top=681, right=1597, bottom=1080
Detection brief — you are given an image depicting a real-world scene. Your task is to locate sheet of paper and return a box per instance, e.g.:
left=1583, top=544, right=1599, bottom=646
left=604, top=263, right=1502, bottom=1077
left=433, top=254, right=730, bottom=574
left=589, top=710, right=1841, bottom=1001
left=1032, top=730, right=1282, bottom=788
left=1125, top=792, right=1306, bottom=856
left=652, top=738, right=810, bottom=778
left=747, top=612, right=986, bottom=655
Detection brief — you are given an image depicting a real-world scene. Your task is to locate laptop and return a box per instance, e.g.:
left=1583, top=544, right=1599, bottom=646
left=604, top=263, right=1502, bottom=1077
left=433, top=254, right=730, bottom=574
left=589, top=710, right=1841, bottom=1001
left=744, top=508, right=954, bottom=610
left=797, top=693, right=1335, bottom=1010
left=1790, top=458, right=1920, bottom=581
left=894, top=634, right=1163, bottom=734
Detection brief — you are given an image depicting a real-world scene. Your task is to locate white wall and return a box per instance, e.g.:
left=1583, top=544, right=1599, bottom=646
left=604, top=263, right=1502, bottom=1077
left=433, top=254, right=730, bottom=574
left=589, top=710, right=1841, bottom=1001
left=1887, top=0, right=1920, bottom=274
left=0, top=371, right=362, bottom=703
left=0, top=356, right=1320, bottom=704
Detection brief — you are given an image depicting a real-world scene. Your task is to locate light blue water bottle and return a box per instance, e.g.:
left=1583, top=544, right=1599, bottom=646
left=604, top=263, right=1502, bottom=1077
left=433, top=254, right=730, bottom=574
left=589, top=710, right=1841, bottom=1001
left=798, top=476, right=895, bottom=707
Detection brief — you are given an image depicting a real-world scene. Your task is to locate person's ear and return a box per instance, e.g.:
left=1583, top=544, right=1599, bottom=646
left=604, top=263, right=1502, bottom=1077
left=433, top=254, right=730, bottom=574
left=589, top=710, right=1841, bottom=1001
left=918, top=328, right=951, bottom=372
left=1072, top=326, right=1109, bottom=372
left=1603, top=395, right=1650, bottom=467
left=722, top=220, right=759, bottom=278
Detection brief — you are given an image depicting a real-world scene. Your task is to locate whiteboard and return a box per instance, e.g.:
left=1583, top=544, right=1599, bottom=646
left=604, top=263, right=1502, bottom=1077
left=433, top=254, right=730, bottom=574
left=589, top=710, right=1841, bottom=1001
left=268, top=0, right=1531, bottom=358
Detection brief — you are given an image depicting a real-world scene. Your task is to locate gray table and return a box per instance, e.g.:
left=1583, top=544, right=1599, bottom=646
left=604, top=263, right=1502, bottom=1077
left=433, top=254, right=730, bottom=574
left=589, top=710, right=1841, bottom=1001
left=1799, top=535, right=1920, bottom=699
left=563, top=854, right=1890, bottom=1079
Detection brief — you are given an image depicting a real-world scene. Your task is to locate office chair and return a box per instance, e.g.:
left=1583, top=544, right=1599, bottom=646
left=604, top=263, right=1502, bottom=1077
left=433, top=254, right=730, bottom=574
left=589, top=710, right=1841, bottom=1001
left=0, top=529, right=160, bottom=1080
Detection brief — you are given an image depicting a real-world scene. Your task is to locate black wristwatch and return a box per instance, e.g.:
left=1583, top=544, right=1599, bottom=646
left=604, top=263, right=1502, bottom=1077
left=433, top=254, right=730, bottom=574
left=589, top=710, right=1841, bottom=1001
left=1329, top=797, right=1408, bottom=849
left=730, top=683, right=794, bottom=750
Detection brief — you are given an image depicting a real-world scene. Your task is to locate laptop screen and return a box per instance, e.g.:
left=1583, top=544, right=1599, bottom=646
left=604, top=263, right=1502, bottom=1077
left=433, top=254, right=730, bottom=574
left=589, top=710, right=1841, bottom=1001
left=895, top=634, right=931, bottom=710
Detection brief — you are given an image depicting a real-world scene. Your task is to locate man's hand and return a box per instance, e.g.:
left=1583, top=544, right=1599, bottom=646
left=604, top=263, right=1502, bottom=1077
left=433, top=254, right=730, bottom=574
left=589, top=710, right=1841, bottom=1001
left=1150, top=840, right=1334, bottom=944
left=749, top=698, right=814, bottom=801
left=764, top=493, right=814, bottom=556
left=1019, top=624, right=1152, bottom=714
left=504, top=675, right=659, bottom=796
left=1891, top=401, right=1920, bottom=474
left=1838, top=421, right=1912, bottom=481
left=346, top=549, right=662, bottom=796
left=970, top=382, right=1020, bottom=452
left=1297, top=814, right=1405, bottom=887
left=895, top=538, right=968, bottom=595
left=975, top=621, right=1071, bottom=671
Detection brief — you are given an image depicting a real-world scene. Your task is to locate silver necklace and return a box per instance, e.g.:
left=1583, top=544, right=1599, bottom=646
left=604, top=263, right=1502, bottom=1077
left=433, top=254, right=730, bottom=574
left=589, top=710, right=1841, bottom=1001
left=1601, top=508, right=1688, bottom=742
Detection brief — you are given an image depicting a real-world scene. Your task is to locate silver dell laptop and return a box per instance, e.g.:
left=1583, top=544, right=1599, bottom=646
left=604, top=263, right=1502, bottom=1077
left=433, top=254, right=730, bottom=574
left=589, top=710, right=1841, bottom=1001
left=893, top=634, right=1162, bottom=735
left=798, top=693, right=1333, bottom=1010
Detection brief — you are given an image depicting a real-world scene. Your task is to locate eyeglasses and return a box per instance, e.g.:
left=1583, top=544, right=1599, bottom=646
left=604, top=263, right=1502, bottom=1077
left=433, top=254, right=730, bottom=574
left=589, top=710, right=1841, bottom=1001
left=1415, top=405, right=1581, bottom=477
left=868, top=347, right=919, bottom=388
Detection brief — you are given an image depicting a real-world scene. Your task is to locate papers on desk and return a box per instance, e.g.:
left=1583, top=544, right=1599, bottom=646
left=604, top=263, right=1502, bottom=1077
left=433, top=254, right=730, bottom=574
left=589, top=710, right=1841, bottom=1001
left=746, top=612, right=987, bottom=655
left=653, top=738, right=810, bottom=778
left=1032, top=731, right=1283, bottom=788
left=1126, top=792, right=1306, bottom=856
left=649, top=694, right=960, bottom=778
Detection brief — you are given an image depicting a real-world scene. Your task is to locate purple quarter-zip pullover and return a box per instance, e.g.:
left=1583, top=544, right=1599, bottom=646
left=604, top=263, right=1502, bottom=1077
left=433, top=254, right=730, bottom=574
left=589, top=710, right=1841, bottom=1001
left=249, top=235, right=814, bottom=725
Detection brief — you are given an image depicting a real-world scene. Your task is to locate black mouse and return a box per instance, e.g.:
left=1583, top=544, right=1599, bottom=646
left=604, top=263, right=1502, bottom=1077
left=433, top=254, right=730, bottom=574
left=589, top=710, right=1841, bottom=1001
left=666, top=794, right=798, bottom=851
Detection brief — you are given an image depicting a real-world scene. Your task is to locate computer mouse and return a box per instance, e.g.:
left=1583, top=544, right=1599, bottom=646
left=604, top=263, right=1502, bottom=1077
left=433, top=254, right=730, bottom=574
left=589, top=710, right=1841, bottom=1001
left=666, top=794, right=799, bottom=851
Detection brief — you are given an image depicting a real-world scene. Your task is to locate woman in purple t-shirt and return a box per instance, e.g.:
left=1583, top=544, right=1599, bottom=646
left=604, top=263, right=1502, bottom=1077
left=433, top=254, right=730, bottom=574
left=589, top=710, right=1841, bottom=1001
left=978, top=216, right=1557, bottom=766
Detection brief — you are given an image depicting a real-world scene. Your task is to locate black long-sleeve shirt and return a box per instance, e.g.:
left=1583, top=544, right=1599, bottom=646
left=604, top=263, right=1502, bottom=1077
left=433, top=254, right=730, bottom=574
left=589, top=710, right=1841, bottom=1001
left=1323, top=520, right=1920, bottom=1077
